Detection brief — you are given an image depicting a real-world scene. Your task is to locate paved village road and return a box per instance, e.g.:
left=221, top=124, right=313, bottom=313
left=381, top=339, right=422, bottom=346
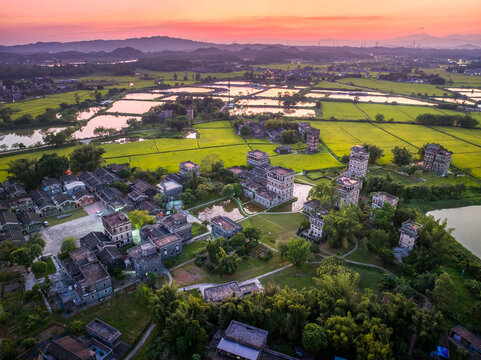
left=41, top=203, right=112, bottom=256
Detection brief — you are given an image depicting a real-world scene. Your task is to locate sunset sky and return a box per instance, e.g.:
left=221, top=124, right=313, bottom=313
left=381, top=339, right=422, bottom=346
left=1, top=0, right=480, bottom=45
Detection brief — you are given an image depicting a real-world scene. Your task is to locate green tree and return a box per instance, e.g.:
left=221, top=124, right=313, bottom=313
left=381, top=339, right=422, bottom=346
left=432, top=272, right=456, bottom=313
left=42, top=130, right=71, bottom=147
left=243, top=226, right=261, bottom=242
left=280, top=129, right=297, bottom=144
left=61, top=236, right=77, bottom=255
left=323, top=205, right=363, bottom=248
left=215, top=247, right=240, bottom=274
left=38, top=153, right=70, bottom=178
left=363, top=143, right=384, bottom=164
left=31, top=261, right=47, bottom=276
left=240, top=125, right=252, bottom=137
left=308, top=182, right=337, bottom=207
left=302, top=323, right=328, bottom=353
left=129, top=210, right=156, bottom=229
left=372, top=203, right=395, bottom=229
left=325, top=313, right=358, bottom=353
left=392, top=146, right=412, bottom=166
left=179, top=191, right=196, bottom=205
left=70, top=320, right=85, bottom=333
left=8, top=157, right=40, bottom=190
left=285, top=237, right=310, bottom=266
left=10, top=248, right=34, bottom=269
left=375, top=113, right=385, bottom=122
left=149, top=283, right=182, bottom=328
left=110, top=180, right=129, bottom=194
left=69, top=144, right=105, bottom=173
left=222, top=184, right=235, bottom=197
left=232, top=183, right=243, bottom=197
left=0, top=338, right=17, bottom=360
left=153, top=193, right=164, bottom=206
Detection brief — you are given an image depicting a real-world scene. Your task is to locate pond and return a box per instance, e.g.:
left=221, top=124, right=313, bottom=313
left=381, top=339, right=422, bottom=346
left=122, top=93, right=163, bottom=100
left=194, top=199, right=244, bottom=222
left=76, top=107, right=102, bottom=120
left=427, top=205, right=481, bottom=259
left=236, top=98, right=317, bottom=107
left=257, top=87, right=300, bottom=98
left=327, top=93, right=434, bottom=106
left=0, top=126, right=67, bottom=150
left=73, top=114, right=141, bottom=139
left=270, top=183, right=312, bottom=212
left=106, top=100, right=165, bottom=114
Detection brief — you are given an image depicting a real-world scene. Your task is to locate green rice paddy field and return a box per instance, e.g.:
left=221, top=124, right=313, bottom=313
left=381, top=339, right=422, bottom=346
left=337, top=78, right=449, bottom=96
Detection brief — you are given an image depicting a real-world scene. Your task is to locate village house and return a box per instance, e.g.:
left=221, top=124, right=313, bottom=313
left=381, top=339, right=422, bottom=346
left=393, top=219, right=423, bottom=263
left=159, top=212, right=192, bottom=241
left=274, top=145, right=292, bottom=154
left=305, top=126, right=320, bottom=153
left=43, top=335, right=95, bottom=360
left=128, top=241, right=162, bottom=279
left=79, top=171, right=106, bottom=192
left=0, top=229, right=25, bottom=246
left=157, top=179, right=183, bottom=201
left=448, top=325, right=481, bottom=358
left=422, top=143, right=453, bottom=176
left=10, top=196, right=36, bottom=214
left=72, top=189, right=95, bottom=207
left=303, top=199, right=321, bottom=215
left=128, top=189, right=148, bottom=205
left=131, top=179, right=157, bottom=198
left=80, top=232, right=111, bottom=253
left=179, top=161, right=200, bottom=178
left=62, top=248, right=113, bottom=308
left=96, top=187, right=128, bottom=212
left=236, top=120, right=265, bottom=138
left=105, top=163, right=129, bottom=174
left=102, top=212, right=133, bottom=247
left=246, top=149, right=270, bottom=168
left=53, top=193, right=78, bottom=213
left=297, top=122, right=311, bottom=137
left=42, top=178, right=62, bottom=196
left=137, top=200, right=161, bottom=216
left=31, top=190, right=57, bottom=217
left=151, top=233, right=183, bottom=261
left=267, top=166, right=295, bottom=203
left=308, top=210, right=328, bottom=241
left=59, top=174, right=78, bottom=186
left=20, top=212, right=43, bottom=233
left=0, top=212, right=21, bottom=231
left=203, top=281, right=261, bottom=302
left=265, top=127, right=284, bottom=142
left=371, top=192, right=399, bottom=210
left=96, top=244, right=124, bottom=272
left=94, top=168, right=120, bottom=184
left=348, top=145, right=370, bottom=178
left=336, top=175, right=362, bottom=206
left=214, top=320, right=299, bottom=360
left=398, top=219, right=422, bottom=251
left=3, top=180, right=27, bottom=199
left=63, top=180, right=86, bottom=195
left=211, top=215, right=243, bottom=239
left=86, top=318, right=122, bottom=349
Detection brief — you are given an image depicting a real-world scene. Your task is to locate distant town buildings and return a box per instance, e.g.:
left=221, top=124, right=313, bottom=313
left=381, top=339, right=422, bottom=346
left=348, top=145, right=370, bottom=178
left=422, top=143, right=453, bottom=176
left=336, top=175, right=362, bottom=206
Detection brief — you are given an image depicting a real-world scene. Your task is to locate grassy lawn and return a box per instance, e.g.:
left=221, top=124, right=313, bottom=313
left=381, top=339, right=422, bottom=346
left=191, top=222, right=208, bottom=236
left=43, top=207, right=88, bottom=226
left=55, top=290, right=150, bottom=344
left=172, top=252, right=288, bottom=286
left=338, top=78, right=448, bottom=96
left=165, top=240, right=208, bottom=269
left=34, top=257, right=57, bottom=279
left=345, top=246, right=386, bottom=268
left=195, top=126, right=243, bottom=147
left=239, top=212, right=307, bottom=249
left=347, top=264, right=385, bottom=293
left=261, top=263, right=318, bottom=290
left=270, top=147, right=342, bottom=171
left=356, top=103, right=451, bottom=123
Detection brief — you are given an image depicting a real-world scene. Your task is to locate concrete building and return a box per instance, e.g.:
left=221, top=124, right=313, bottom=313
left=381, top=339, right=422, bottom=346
left=86, top=318, right=121, bottom=348
left=44, top=336, right=95, bottom=360
left=303, top=199, right=321, bottom=215
left=267, top=166, right=295, bottom=203
left=157, top=179, right=183, bottom=201
left=211, top=216, right=243, bottom=239
left=179, top=161, right=200, bottom=178
left=160, top=212, right=192, bottom=241
left=203, top=281, right=261, bottom=302
left=348, top=145, right=370, bottom=178
left=336, top=175, right=362, bottom=206
left=398, top=219, right=422, bottom=251
left=186, top=106, right=194, bottom=121
left=64, top=180, right=86, bottom=195
left=42, top=178, right=62, bottom=196
left=308, top=210, right=328, bottom=240
left=102, top=212, right=133, bottom=247
left=305, top=126, right=320, bottom=153
left=371, top=192, right=399, bottom=210
left=0, top=212, right=21, bottom=231
left=216, top=320, right=268, bottom=360
left=128, top=241, right=162, bottom=280
left=20, top=212, right=43, bottom=233
left=422, top=143, right=453, bottom=176
left=246, top=149, right=270, bottom=168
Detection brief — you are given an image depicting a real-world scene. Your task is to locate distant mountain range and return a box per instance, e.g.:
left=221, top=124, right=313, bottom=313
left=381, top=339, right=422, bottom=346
left=1, top=33, right=480, bottom=55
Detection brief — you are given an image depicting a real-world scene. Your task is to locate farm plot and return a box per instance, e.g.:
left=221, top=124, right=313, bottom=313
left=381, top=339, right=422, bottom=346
left=357, top=104, right=445, bottom=122
left=194, top=120, right=232, bottom=128
left=338, top=78, right=448, bottom=96
left=196, top=127, right=243, bottom=147
left=320, top=102, right=365, bottom=120
left=434, top=127, right=481, bottom=147
left=270, top=148, right=342, bottom=171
